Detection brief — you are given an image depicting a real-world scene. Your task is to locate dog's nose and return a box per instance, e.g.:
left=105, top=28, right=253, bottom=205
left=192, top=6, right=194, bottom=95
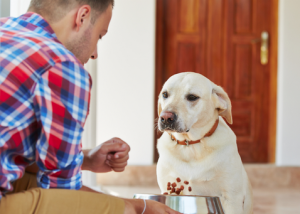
left=160, top=111, right=177, bottom=125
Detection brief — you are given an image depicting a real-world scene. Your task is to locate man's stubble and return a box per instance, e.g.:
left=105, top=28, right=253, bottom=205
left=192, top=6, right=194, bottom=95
left=65, top=26, right=93, bottom=64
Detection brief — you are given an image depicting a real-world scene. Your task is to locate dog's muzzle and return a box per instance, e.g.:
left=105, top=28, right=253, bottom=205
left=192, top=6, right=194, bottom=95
left=159, top=111, right=179, bottom=131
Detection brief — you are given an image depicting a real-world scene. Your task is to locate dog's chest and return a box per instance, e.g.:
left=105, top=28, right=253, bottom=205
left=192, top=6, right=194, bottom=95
left=163, top=160, right=222, bottom=194
left=157, top=136, right=230, bottom=196
left=170, top=161, right=216, bottom=181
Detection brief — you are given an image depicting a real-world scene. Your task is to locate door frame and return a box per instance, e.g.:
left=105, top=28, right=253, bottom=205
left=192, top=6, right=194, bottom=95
left=153, top=0, right=278, bottom=163
left=268, top=0, right=278, bottom=163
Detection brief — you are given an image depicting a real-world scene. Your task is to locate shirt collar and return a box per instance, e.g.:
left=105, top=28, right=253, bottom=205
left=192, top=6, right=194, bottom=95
left=19, top=12, right=58, bottom=39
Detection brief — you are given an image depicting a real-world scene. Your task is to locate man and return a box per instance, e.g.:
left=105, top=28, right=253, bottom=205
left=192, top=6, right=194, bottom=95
left=0, top=0, right=180, bottom=213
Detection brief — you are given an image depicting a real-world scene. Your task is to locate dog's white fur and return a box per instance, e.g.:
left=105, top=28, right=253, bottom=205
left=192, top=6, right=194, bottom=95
left=156, top=72, right=253, bottom=214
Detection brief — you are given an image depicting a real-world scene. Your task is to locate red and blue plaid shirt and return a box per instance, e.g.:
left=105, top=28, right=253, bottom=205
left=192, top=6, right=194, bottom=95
left=0, top=12, right=92, bottom=198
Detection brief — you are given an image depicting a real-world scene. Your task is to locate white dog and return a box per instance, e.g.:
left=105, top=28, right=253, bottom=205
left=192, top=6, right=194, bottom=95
left=156, top=72, right=253, bottom=214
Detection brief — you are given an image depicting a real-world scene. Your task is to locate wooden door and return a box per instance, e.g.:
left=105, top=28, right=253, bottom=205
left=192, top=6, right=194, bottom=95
left=154, top=0, right=278, bottom=163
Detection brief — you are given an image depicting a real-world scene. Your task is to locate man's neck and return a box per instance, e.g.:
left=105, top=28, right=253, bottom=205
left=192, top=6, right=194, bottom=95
left=26, top=9, right=72, bottom=45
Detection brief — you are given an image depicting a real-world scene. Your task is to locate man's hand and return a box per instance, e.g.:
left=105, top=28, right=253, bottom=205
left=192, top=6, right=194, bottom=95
left=82, top=137, right=130, bottom=173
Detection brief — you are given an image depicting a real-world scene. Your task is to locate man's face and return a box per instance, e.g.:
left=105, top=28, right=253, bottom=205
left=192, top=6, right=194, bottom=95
left=66, top=5, right=112, bottom=64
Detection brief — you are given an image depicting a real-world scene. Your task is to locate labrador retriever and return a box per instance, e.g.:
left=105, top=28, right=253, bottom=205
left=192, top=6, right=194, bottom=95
left=156, top=72, right=253, bottom=214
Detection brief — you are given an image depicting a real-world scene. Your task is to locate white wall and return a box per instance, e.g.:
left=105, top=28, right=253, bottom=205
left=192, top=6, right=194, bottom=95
left=96, top=0, right=156, bottom=165
left=276, top=0, right=300, bottom=166
left=9, top=0, right=30, bottom=17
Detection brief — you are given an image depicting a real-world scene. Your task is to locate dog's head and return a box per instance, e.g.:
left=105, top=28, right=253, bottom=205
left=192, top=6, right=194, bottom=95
left=158, top=72, right=232, bottom=136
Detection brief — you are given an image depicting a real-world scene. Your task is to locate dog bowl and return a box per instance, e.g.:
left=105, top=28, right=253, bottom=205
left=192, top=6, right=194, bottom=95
left=133, top=194, right=225, bottom=214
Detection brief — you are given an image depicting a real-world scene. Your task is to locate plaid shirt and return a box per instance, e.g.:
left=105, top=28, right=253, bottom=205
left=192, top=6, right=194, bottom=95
left=0, top=12, right=92, bottom=198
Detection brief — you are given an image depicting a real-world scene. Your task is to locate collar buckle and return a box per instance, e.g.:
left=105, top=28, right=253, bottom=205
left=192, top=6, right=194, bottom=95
left=171, top=135, right=179, bottom=144
left=185, top=140, right=190, bottom=146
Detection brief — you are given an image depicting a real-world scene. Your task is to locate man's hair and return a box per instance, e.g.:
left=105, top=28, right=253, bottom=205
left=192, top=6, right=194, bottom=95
left=29, top=0, right=114, bottom=23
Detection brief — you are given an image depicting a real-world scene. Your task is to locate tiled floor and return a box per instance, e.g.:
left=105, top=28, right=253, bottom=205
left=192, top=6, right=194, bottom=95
left=100, top=185, right=300, bottom=214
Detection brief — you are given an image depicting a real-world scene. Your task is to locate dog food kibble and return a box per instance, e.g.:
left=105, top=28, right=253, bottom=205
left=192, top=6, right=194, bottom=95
left=164, top=179, right=193, bottom=195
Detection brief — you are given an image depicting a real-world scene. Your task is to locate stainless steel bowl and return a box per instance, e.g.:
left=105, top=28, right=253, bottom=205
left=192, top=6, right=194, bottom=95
left=133, top=194, right=224, bottom=214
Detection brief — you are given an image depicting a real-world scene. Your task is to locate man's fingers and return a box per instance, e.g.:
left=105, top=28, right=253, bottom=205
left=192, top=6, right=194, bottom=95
left=102, top=162, right=113, bottom=171
left=101, top=143, right=125, bottom=155
left=101, top=138, right=129, bottom=155
left=106, top=160, right=127, bottom=168
left=108, top=153, right=129, bottom=162
left=112, top=167, right=126, bottom=172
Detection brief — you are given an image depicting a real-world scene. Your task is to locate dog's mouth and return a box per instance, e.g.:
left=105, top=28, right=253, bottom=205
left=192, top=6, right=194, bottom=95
left=158, top=113, right=189, bottom=133
left=159, top=125, right=189, bottom=134
left=164, top=128, right=182, bottom=133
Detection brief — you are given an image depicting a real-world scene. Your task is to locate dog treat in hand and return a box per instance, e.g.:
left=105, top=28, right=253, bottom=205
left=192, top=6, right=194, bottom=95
left=176, top=177, right=181, bottom=182
left=167, top=186, right=171, bottom=190
left=175, top=189, right=181, bottom=195
left=184, top=181, right=189, bottom=185
left=188, top=186, right=192, bottom=192
left=163, top=192, right=168, bottom=195
left=167, top=182, right=171, bottom=187
left=180, top=185, right=184, bottom=190
left=171, top=182, right=177, bottom=187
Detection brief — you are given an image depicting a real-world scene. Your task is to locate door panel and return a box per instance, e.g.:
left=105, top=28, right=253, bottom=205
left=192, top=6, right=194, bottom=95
left=154, top=0, right=278, bottom=163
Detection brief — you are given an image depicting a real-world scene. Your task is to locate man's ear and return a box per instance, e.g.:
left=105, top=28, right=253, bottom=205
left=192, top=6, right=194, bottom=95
left=158, top=93, right=162, bottom=117
left=212, top=84, right=233, bottom=124
left=75, top=5, right=92, bottom=31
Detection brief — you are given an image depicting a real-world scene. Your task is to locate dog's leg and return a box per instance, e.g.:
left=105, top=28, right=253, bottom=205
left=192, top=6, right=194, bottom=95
left=221, top=193, right=245, bottom=214
left=156, top=159, right=173, bottom=193
left=243, top=181, right=254, bottom=214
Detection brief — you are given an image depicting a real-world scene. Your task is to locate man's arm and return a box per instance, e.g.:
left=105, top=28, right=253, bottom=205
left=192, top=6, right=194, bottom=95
left=81, top=149, right=92, bottom=171
left=27, top=136, right=130, bottom=175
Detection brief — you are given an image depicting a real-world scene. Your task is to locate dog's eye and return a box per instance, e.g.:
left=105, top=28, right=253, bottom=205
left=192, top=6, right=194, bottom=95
left=187, top=94, right=199, bottom=101
left=162, top=92, right=168, bottom=99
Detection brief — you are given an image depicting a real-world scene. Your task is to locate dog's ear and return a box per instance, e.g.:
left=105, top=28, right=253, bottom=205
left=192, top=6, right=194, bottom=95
left=158, top=94, right=162, bottom=117
left=212, top=84, right=233, bottom=124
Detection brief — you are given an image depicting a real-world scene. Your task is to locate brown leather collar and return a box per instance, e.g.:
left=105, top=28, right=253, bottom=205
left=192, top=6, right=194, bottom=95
left=169, top=118, right=219, bottom=146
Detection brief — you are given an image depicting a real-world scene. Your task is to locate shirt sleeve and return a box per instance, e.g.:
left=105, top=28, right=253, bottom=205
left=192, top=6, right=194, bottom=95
left=33, top=60, right=91, bottom=190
